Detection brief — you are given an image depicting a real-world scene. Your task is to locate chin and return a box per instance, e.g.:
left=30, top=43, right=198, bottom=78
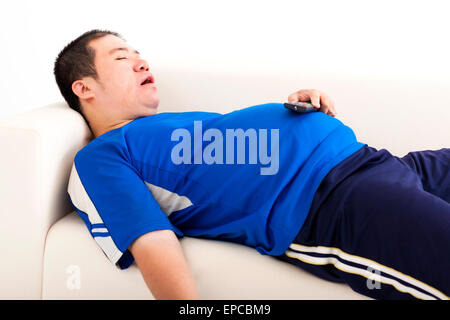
left=143, top=104, right=159, bottom=116
left=143, top=98, right=159, bottom=114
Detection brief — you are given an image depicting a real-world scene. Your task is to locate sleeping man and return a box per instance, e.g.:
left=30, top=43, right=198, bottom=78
left=54, top=29, right=450, bottom=300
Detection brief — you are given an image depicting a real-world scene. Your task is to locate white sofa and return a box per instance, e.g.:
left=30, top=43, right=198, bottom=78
left=1, top=66, right=448, bottom=300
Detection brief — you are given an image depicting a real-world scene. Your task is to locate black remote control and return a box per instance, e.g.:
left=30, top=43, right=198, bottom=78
left=284, top=101, right=319, bottom=113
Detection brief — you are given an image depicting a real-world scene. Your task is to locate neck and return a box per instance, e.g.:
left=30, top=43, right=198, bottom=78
left=92, top=119, right=134, bottom=138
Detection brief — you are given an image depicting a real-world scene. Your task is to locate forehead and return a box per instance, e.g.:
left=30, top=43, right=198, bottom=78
left=89, top=34, right=136, bottom=58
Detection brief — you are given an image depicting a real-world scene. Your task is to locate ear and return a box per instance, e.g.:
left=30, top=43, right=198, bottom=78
left=72, top=79, right=95, bottom=102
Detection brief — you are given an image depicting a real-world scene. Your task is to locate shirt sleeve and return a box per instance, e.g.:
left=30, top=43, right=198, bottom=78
left=67, top=139, right=183, bottom=270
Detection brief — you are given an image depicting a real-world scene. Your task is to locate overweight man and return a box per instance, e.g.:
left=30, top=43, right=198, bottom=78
left=54, top=29, right=450, bottom=300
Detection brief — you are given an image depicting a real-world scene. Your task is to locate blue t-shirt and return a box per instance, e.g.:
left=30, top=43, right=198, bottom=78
left=67, top=102, right=365, bottom=269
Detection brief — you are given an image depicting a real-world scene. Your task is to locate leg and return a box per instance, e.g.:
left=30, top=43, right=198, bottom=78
left=276, top=149, right=450, bottom=300
left=400, top=148, right=450, bottom=203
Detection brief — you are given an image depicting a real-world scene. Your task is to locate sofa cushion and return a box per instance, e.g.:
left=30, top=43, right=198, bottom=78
left=42, top=212, right=369, bottom=299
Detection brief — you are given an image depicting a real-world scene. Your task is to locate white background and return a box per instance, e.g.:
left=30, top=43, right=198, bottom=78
left=0, top=0, right=449, bottom=119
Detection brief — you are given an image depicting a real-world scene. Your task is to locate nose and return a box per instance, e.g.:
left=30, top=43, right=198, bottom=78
left=134, top=58, right=149, bottom=72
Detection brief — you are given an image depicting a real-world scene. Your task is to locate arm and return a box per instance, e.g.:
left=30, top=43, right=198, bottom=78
left=129, top=229, right=200, bottom=300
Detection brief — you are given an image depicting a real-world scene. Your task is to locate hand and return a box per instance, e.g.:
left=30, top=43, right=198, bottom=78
left=287, top=89, right=337, bottom=117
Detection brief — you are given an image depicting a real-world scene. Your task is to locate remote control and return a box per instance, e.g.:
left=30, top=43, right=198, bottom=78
left=284, top=101, right=319, bottom=113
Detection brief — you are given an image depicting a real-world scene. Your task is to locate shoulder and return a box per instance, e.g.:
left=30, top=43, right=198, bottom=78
left=75, top=130, right=129, bottom=165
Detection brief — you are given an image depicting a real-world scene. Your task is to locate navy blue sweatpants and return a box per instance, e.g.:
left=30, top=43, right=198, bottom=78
left=275, top=145, right=450, bottom=300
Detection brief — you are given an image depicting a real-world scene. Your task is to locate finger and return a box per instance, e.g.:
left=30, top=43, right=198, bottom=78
left=297, top=92, right=312, bottom=102
left=318, top=93, right=336, bottom=115
left=321, top=96, right=336, bottom=116
left=288, top=91, right=311, bottom=103
left=287, top=93, right=299, bottom=102
left=330, top=102, right=337, bottom=116
left=309, top=91, right=321, bottom=109
left=328, top=107, right=335, bottom=116
left=330, top=108, right=337, bottom=117
left=330, top=103, right=336, bottom=115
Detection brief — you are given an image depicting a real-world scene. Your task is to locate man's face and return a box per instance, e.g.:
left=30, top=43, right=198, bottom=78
left=87, top=34, right=159, bottom=119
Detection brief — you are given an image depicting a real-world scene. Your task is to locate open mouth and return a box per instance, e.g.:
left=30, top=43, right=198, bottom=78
left=140, top=76, right=154, bottom=86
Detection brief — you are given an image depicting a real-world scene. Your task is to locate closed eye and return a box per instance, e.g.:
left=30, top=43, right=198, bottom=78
left=115, top=57, right=127, bottom=60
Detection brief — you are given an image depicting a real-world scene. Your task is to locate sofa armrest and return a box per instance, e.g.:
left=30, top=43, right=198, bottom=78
left=0, top=102, right=92, bottom=299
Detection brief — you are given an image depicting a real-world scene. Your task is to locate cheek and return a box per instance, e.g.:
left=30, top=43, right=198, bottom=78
left=116, top=76, right=137, bottom=105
